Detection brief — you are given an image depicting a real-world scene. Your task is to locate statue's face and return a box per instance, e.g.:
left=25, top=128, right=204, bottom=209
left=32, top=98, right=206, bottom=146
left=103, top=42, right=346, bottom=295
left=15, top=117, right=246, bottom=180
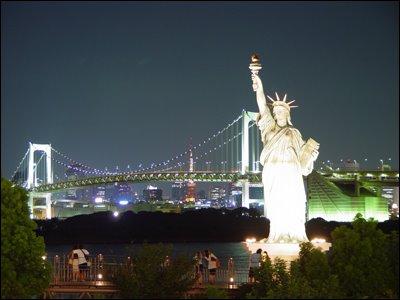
left=273, top=106, right=289, bottom=127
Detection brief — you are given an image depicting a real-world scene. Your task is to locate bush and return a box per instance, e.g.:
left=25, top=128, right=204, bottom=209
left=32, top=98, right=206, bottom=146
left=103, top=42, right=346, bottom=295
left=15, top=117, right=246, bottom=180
left=204, top=285, right=229, bottom=299
left=112, top=243, right=196, bottom=298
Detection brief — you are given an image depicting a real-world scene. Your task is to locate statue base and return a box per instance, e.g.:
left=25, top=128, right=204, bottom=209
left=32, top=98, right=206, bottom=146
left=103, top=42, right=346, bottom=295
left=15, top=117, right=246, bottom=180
left=244, top=240, right=332, bottom=263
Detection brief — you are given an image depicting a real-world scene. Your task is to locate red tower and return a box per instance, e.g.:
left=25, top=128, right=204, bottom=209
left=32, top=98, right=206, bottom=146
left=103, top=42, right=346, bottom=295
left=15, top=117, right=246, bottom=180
left=185, top=139, right=196, bottom=203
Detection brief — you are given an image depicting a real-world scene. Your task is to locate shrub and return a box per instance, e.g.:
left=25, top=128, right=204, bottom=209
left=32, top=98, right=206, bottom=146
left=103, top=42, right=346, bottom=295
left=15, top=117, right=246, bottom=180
left=112, top=243, right=196, bottom=298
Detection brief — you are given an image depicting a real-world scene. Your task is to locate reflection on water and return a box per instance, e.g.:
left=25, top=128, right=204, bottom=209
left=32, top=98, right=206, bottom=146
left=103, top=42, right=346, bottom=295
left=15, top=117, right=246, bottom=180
left=46, top=242, right=251, bottom=270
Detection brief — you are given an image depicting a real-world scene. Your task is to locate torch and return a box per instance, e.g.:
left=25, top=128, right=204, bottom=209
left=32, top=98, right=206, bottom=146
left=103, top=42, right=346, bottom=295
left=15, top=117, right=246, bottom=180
left=249, top=53, right=262, bottom=91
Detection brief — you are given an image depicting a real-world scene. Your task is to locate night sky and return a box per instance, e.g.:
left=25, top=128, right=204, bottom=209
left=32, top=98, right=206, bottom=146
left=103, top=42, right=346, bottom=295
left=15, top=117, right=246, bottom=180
left=2, top=1, right=399, bottom=179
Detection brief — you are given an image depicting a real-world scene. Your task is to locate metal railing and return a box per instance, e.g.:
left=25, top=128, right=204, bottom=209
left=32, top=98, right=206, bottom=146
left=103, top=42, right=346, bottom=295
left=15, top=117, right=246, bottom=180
left=51, top=254, right=250, bottom=285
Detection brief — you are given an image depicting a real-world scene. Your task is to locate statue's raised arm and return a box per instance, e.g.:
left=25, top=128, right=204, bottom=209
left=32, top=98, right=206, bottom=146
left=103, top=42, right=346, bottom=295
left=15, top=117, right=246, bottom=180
left=252, top=74, right=270, bottom=116
left=249, top=55, right=275, bottom=142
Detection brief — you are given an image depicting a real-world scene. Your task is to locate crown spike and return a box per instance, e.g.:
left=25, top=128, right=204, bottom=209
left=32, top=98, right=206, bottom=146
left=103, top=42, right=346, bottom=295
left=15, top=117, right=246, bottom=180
left=283, top=94, right=287, bottom=102
left=289, top=105, right=298, bottom=108
left=287, top=100, right=296, bottom=105
left=267, top=95, right=275, bottom=102
left=275, top=92, right=280, bottom=101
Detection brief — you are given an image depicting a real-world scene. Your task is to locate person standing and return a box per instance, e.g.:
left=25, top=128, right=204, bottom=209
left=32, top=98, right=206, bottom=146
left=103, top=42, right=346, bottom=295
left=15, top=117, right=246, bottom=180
left=72, top=252, right=80, bottom=281
left=248, top=248, right=262, bottom=283
left=74, top=244, right=90, bottom=281
left=68, top=245, right=80, bottom=282
left=204, top=249, right=219, bottom=285
left=194, top=251, right=204, bottom=286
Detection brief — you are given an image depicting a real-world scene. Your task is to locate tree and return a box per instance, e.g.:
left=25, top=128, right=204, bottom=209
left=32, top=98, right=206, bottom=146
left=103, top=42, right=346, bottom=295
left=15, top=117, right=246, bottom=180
left=1, top=178, right=51, bottom=299
left=330, top=213, right=397, bottom=298
left=387, top=231, right=399, bottom=298
left=247, top=243, right=342, bottom=299
left=247, top=256, right=290, bottom=299
left=112, top=243, right=196, bottom=298
left=288, top=242, right=342, bottom=299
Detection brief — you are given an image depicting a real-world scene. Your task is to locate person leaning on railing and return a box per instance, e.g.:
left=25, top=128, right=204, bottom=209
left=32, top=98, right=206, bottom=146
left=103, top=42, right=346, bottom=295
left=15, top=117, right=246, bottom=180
left=75, top=244, right=90, bottom=281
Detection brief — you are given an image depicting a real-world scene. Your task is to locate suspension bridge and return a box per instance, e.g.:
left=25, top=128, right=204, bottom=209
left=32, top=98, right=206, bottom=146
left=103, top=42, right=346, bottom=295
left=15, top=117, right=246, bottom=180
left=9, top=110, right=399, bottom=220
left=11, top=111, right=266, bottom=218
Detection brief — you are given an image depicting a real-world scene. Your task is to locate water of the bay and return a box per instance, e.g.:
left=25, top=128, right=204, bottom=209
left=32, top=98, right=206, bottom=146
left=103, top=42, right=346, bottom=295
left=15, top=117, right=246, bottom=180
left=46, top=242, right=251, bottom=270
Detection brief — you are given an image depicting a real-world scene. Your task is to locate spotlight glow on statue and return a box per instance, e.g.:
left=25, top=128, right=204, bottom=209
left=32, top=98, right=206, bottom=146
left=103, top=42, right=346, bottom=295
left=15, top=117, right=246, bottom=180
left=250, top=54, right=320, bottom=244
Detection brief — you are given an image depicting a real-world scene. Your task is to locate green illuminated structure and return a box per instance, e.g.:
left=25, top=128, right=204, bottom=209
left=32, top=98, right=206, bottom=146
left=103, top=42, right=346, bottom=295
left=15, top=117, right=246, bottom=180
left=306, top=171, right=389, bottom=222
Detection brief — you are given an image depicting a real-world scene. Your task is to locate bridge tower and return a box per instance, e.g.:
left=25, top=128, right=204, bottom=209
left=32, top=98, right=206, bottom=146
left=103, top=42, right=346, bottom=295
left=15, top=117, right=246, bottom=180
left=27, top=142, right=53, bottom=219
left=27, top=142, right=53, bottom=188
left=240, top=110, right=262, bottom=208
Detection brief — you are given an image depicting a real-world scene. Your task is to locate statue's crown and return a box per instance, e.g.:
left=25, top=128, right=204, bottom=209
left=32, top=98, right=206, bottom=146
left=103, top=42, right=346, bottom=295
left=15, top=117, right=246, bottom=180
left=267, top=92, right=298, bottom=111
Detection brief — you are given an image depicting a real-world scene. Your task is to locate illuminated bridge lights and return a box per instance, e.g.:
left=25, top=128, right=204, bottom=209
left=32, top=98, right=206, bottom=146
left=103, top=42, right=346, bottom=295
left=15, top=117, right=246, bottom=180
left=30, top=170, right=396, bottom=193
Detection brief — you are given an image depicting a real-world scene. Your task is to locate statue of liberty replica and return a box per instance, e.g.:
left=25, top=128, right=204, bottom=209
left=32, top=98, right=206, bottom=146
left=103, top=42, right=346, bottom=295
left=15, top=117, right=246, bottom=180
left=249, top=54, right=320, bottom=244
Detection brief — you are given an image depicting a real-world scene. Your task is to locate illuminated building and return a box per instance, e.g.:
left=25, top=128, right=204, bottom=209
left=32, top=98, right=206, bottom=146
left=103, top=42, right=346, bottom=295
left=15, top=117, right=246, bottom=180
left=307, top=171, right=388, bottom=222
left=210, top=186, right=226, bottom=200
left=392, top=187, right=399, bottom=218
left=171, top=182, right=187, bottom=202
left=143, top=185, right=163, bottom=202
left=197, top=190, right=206, bottom=200
left=382, top=186, right=399, bottom=218
left=114, top=182, right=133, bottom=204
left=65, top=164, right=86, bottom=200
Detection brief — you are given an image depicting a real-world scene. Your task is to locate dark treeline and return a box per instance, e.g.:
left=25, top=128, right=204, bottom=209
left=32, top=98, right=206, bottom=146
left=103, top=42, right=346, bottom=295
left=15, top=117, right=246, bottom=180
left=34, top=208, right=399, bottom=245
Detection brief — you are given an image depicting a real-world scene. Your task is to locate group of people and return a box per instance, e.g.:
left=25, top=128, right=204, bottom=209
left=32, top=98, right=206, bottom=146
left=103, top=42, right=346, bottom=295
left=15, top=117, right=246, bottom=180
left=193, top=249, right=220, bottom=285
left=68, top=244, right=90, bottom=281
left=248, top=248, right=269, bottom=283
left=66, top=245, right=266, bottom=284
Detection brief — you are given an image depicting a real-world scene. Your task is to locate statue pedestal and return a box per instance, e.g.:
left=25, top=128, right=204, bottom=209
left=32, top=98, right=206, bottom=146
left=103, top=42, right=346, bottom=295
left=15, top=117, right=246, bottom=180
left=245, top=240, right=332, bottom=263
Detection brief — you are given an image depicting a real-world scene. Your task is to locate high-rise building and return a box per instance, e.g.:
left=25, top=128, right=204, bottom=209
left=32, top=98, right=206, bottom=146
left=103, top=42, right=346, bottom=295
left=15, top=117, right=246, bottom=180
left=230, top=184, right=242, bottom=207
left=143, top=185, right=163, bottom=202
left=114, top=182, right=133, bottom=205
left=65, top=164, right=87, bottom=200
left=94, top=186, right=106, bottom=203
left=171, top=182, right=187, bottom=202
left=209, top=186, right=226, bottom=200
left=197, top=190, right=206, bottom=200
left=105, top=184, right=118, bottom=202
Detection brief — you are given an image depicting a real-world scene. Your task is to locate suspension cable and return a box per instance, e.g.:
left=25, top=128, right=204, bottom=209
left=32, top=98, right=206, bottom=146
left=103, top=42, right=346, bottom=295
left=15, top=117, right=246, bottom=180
left=11, top=148, right=29, bottom=180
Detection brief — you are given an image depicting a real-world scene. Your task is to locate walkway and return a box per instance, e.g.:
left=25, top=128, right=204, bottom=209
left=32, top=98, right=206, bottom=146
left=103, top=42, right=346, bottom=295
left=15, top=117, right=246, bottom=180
left=44, top=254, right=250, bottom=298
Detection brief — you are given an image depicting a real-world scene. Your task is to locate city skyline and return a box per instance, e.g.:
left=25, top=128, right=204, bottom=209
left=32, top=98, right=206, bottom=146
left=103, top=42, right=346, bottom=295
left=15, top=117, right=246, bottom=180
left=2, top=2, right=399, bottom=179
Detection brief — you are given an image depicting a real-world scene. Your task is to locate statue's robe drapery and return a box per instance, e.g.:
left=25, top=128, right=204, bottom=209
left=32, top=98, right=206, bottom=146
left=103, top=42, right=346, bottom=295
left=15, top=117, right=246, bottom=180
left=257, top=111, right=314, bottom=243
